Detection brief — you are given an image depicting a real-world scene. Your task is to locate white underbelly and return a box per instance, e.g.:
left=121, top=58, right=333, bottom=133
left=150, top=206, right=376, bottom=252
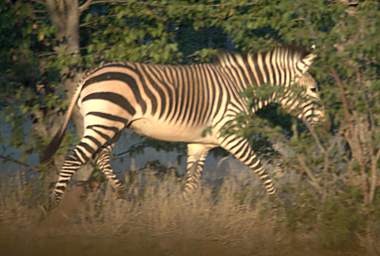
left=130, top=117, right=218, bottom=144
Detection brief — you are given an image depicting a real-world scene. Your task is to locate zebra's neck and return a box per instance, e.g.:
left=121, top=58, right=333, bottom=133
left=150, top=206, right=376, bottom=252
left=216, top=48, right=302, bottom=89
left=216, top=48, right=304, bottom=113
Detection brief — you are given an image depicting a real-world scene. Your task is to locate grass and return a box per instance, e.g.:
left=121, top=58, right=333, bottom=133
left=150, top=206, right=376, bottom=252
left=0, top=166, right=377, bottom=256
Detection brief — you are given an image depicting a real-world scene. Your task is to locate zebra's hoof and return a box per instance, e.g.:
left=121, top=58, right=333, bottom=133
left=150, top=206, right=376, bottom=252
left=45, top=192, right=61, bottom=211
left=115, top=187, right=128, bottom=200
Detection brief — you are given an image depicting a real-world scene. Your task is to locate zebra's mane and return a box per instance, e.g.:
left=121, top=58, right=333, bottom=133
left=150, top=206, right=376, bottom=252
left=83, top=61, right=132, bottom=77
left=78, top=46, right=311, bottom=87
left=77, top=61, right=133, bottom=87
left=215, top=46, right=310, bottom=67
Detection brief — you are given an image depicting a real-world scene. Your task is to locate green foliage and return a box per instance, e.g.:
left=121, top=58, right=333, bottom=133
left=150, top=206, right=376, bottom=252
left=282, top=186, right=365, bottom=249
left=318, top=194, right=362, bottom=248
left=0, top=1, right=373, bottom=156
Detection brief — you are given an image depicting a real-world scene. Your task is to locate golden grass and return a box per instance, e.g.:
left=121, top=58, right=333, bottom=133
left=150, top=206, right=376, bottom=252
left=0, top=170, right=370, bottom=256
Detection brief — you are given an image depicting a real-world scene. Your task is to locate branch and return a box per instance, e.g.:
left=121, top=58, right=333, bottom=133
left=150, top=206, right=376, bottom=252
left=336, top=0, right=358, bottom=6
left=369, top=148, right=380, bottom=204
left=331, top=69, right=354, bottom=129
left=306, top=123, right=326, bottom=154
left=0, top=154, right=39, bottom=171
left=79, top=0, right=93, bottom=13
left=296, top=155, right=323, bottom=194
left=45, top=0, right=65, bottom=38
left=31, top=0, right=46, bottom=4
left=89, top=0, right=258, bottom=8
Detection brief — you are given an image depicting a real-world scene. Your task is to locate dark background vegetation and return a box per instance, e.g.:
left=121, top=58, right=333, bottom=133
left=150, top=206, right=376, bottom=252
left=0, top=0, right=379, bottom=255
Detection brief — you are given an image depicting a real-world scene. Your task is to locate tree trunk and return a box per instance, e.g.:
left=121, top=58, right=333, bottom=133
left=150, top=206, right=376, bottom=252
left=41, top=0, right=93, bottom=210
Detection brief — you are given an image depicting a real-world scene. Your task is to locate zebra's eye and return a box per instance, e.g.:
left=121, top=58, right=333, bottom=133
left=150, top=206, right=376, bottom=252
left=310, top=87, right=317, bottom=93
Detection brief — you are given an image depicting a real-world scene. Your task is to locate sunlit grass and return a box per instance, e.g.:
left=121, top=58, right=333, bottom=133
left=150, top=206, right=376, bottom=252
left=0, top=167, right=374, bottom=256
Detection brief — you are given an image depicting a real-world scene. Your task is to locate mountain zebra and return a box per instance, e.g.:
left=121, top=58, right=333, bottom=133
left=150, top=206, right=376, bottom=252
left=42, top=46, right=324, bottom=207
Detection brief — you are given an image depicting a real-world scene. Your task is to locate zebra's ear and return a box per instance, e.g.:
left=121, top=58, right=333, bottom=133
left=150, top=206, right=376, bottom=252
left=300, top=53, right=317, bottom=73
left=296, top=52, right=317, bottom=74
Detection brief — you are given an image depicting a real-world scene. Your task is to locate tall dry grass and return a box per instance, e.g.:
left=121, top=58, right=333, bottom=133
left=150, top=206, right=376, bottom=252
left=0, top=167, right=374, bottom=256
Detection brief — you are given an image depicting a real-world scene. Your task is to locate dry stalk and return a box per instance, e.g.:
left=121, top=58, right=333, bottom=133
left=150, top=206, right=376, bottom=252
left=296, top=155, right=323, bottom=194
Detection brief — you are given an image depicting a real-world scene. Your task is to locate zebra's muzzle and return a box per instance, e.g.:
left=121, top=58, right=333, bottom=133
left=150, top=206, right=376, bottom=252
left=306, top=107, right=325, bottom=126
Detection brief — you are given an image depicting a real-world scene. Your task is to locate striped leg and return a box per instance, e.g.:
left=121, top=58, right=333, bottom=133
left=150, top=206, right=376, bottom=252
left=51, top=127, right=120, bottom=208
left=52, top=141, right=94, bottom=207
left=183, top=143, right=214, bottom=199
left=219, top=135, right=276, bottom=196
left=95, top=145, right=126, bottom=197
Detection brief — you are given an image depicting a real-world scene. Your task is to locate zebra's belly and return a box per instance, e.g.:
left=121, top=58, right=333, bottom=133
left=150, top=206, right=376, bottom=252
left=130, top=117, right=218, bottom=144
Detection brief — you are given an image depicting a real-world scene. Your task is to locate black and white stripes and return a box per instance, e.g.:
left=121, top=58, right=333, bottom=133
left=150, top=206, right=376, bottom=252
left=42, top=46, right=324, bottom=207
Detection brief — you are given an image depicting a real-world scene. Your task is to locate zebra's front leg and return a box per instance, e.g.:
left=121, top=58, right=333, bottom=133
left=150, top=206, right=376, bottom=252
left=218, top=135, right=276, bottom=196
left=183, top=143, right=215, bottom=199
left=95, top=145, right=126, bottom=198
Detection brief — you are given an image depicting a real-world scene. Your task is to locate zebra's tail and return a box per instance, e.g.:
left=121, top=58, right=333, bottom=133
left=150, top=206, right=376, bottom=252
left=40, top=82, right=84, bottom=163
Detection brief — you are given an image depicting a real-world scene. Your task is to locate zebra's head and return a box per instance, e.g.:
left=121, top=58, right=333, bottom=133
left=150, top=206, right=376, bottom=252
left=278, top=51, right=325, bottom=126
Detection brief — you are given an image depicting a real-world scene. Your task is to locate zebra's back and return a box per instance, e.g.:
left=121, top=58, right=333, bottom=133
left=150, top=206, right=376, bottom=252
left=78, top=62, right=232, bottom=144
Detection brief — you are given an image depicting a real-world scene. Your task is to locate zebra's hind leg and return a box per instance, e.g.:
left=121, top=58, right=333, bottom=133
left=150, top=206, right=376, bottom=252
left=49, top=127, right=120, bottom=209
left=50, top=140, right=96, bottom=209
left=182, top=143, right=215, bottom=200
left=95, top=144, right=126, bottom=198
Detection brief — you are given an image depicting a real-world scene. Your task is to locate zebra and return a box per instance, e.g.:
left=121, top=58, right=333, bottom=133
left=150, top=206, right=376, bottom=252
left=41, top=46, right=324, bottom=207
